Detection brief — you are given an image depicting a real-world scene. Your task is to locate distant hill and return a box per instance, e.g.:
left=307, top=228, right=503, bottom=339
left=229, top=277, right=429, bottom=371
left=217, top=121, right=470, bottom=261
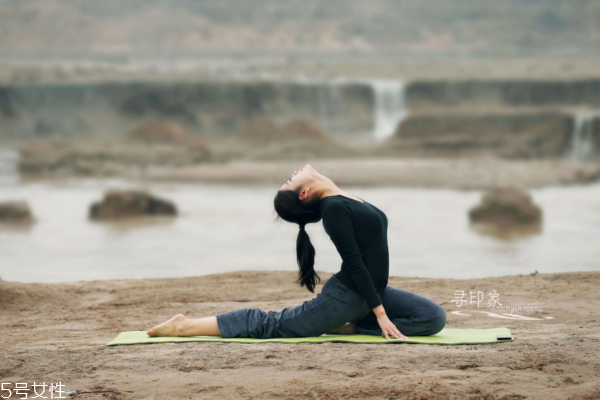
left=0, top=0, right=599, bottom=58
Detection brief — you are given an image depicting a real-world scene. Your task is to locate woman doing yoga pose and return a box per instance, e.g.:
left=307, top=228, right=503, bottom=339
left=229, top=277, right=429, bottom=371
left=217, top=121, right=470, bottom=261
left=146, top=164, right=446, bottom=340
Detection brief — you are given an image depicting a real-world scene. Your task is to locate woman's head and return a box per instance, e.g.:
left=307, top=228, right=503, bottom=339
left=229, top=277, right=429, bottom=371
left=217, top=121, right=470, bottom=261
left=274, top=164, right=322, bottom=292
left=278, top=164, right=317, bottom=200
left=275, top=164, right=321, bottom=224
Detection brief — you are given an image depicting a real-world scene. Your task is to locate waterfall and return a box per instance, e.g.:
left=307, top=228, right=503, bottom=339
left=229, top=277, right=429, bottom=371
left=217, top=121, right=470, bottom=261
left=369, top=80, right=408, bottom=141
left=0, top=148, right=19, bottom=186
left=209, top=69, right=409, bottom=141
left=315, top=78, right=408, bottom=141
left=570, top=112, right=600, bottom=162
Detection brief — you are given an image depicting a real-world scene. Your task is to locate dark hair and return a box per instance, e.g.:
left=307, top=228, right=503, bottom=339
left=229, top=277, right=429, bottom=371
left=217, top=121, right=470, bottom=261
left=273, top=189, right=322, bottom=292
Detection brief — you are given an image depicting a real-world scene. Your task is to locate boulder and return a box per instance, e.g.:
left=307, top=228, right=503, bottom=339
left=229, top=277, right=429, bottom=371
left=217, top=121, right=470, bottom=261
left=18, top=137, right=212, bottom=178
left=469, top=186, right=542, bottom=228
left=0, top=201, right=33, bottom=224
left=388, top=111, right=572, bottom=159
left=90, top=190, right=177, bottom=221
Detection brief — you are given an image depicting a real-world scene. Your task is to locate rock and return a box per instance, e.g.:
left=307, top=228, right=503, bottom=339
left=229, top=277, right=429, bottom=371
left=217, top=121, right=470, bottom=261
left=469, top=186, right=542, bottom=228
left=236, top=118, right=282, bottom=141
left=0, top=201, right=34, bottom=224
left=456, top=362, right=480, bottom=370
left=126, top=120, right=197, bottom=146
left=387, top=111, right=572, bottom=159
left=89, top=190, right=177, bottom=221
left=564, top=376, right=580, bottom=385
left=282, top=120, right=329, bottom=143
left=18, top=138, right=212, bottom=178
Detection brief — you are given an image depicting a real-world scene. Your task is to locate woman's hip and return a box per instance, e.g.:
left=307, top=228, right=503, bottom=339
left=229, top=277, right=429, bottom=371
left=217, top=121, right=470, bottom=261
left=323, top=275, right=365, bottom=302
left=273, top=277, right=370, bottom=336
left=217, top=276, right=372, bottom=338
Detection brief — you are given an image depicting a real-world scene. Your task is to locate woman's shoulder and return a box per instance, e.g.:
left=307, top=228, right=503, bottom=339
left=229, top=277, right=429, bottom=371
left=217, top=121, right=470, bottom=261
left=320, top=197, right=352, bottom=219
left=320, top=196, right=347, bottom=209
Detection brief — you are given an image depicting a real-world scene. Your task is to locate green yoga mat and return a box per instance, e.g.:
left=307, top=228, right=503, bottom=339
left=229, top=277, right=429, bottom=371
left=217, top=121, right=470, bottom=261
left=106, top=328, right=513, bottom=346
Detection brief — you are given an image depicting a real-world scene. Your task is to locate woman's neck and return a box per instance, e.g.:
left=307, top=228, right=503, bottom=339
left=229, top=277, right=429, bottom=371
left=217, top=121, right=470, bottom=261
left=311, top=175, right=345, bottom=200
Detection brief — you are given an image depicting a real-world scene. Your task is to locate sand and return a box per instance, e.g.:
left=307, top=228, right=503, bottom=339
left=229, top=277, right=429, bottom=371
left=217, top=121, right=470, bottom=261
left=1, top=270, right=599, bottom=399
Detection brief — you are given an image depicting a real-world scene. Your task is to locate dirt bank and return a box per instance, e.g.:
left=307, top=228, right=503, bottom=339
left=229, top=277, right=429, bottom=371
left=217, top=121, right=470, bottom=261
left=12, top=136, right=600, bottom=189
left=1, top=270, right=599, bottom=399
left=160, top=157, right=600, bottom=189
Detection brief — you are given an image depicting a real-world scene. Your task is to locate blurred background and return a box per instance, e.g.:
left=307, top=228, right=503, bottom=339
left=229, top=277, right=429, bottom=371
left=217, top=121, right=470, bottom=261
left=0, top=0, right=599, bottom=283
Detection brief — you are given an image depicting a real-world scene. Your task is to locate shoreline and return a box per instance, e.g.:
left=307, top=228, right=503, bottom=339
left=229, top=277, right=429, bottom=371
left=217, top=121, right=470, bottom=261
left=13, top=156, right=600, bottom=190
left=157, top=158, right=600, bottom=189
left=1, top=266, right=599, bottom=286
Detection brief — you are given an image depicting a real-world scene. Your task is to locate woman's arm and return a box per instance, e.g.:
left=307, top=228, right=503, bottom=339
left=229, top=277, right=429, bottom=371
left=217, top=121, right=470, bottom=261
left=322, top=200, right=407, bottom=340
left=373, top=304, right=408, bottom=340
left=322, top=200, right=382, bottom=309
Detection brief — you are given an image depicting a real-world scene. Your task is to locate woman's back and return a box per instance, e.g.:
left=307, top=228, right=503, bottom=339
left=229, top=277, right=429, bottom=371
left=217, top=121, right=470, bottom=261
left=319, top=195, right=389, bottom=310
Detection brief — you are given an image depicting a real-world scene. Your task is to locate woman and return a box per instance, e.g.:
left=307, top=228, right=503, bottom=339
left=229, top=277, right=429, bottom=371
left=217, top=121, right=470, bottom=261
left=146, top=164, right=446, bottom=340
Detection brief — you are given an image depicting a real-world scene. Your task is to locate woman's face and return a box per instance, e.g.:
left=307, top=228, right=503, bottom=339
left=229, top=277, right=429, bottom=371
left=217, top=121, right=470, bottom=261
left=279, top=164, right=315, bottom=194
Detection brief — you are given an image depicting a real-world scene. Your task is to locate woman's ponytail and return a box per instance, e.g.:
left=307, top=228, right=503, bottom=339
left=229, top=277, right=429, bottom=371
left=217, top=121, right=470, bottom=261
left=296, top=224, right=320, bottom=292
left=274, top=189, right=322, bottom=293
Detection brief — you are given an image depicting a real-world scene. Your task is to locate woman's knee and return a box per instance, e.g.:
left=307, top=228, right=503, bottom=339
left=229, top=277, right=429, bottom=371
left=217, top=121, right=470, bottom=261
left=428, top=304, right=447, bottom=335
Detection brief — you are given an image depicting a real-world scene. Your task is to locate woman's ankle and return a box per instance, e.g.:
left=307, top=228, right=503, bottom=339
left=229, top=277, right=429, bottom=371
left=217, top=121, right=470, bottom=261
left=174, top=317, right=191, bottom=336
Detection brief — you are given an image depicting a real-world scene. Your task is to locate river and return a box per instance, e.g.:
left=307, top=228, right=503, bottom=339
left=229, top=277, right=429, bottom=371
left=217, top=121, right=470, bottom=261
left=1, top=172, right=598, bottom=283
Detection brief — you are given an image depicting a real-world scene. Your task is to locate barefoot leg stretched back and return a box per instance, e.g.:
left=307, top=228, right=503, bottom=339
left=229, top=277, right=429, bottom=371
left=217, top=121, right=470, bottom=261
left=147, top=314, right=220, bottom=337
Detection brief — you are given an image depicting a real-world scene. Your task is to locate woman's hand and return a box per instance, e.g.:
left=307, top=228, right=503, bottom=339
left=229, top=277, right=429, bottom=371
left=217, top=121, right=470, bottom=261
left=373, top=305, right=408, bottom=340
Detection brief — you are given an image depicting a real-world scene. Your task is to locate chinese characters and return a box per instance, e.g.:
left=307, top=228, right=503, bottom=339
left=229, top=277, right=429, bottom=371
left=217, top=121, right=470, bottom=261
left=452, top=290, right=502, bottom=308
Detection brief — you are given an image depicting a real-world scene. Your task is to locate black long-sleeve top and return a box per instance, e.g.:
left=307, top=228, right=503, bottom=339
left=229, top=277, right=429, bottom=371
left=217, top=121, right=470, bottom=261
left=320, top=194, right=389, bottom=309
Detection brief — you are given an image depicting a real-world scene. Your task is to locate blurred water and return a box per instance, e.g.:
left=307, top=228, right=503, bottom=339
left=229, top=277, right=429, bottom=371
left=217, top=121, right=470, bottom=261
left=570, top=112, right=600, bottom=162
left=203, top=70, right=409, bottom=142
left=0, top=178, right=598, bottom=283
left=372, top=80, right=408, bottom=141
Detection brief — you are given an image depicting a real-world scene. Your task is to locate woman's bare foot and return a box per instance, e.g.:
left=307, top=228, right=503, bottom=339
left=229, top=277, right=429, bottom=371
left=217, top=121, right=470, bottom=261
left=147, top=314, right=189, bottom=337
left=327, top=322, right=356, bottom=335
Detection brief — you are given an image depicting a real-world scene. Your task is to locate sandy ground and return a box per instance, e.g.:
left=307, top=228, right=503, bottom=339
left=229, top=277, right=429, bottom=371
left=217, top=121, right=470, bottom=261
left=1, top=270, right=599, bottom=400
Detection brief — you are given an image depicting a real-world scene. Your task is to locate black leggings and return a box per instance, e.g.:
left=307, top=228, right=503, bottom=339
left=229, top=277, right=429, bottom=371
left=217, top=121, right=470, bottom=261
left=215, top=274, right=446, bottom=339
